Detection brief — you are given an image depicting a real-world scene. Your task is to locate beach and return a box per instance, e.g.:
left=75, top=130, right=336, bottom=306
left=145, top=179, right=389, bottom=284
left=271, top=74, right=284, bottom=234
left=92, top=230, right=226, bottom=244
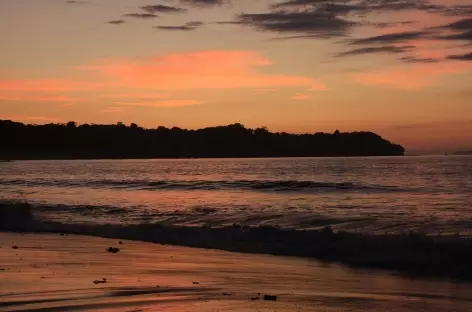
left=2, top=232, right=472, bottom=312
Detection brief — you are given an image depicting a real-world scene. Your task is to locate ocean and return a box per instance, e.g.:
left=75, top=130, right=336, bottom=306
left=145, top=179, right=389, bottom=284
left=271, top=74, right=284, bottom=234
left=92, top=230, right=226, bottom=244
left=1, top=156, right=471, bottom=235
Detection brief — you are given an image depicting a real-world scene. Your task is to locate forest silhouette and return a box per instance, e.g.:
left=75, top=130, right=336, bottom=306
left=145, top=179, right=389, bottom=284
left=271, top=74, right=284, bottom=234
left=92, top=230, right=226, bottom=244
left=0, top=120, right=405, bottom=159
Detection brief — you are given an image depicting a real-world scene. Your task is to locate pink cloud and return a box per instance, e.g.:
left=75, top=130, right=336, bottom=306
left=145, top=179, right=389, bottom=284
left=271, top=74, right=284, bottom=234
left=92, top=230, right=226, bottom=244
left=392, top=38, right=471, bottom=62
left=0, top=94, right=20, bottom=101
left=101, top=106, right=126, bottom=113
left=37, top=96, right=78, bottom=103
left=352, top=61, right=472, bottom=89
left=0, top=51, right=326, bottom=107
left=366, top=8, right=470, bottom=63
left=0, top=93, right=78, bottom=103
left=431, top=0, right=472, bottom=5
left=115, top=100, right=202, bottom=108
left=101, top=93, right=170, bottom=100
left=78, top=50, right=326, bottom=90
left=292, top=93, right=313, bottom=101
left=0, top=80, right=108, bottom=92
left=308, top=85, right=328, bottom=91
left=253, top=88, right=275, bottom=93
left=0, top=115, right=58, bottom=122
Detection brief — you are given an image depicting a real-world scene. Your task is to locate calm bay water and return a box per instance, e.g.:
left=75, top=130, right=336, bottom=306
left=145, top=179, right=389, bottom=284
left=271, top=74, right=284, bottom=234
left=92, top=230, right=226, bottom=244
left=1, top=156, right=471, bottom=235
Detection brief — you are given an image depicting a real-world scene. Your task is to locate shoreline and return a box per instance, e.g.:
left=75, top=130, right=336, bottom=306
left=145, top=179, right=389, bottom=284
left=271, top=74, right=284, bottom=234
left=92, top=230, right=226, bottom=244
left=4, top=155, right=471, bottom=161
left=1, top=155, right=409, bottom=161
left=2, top=203, right=472, bottom=282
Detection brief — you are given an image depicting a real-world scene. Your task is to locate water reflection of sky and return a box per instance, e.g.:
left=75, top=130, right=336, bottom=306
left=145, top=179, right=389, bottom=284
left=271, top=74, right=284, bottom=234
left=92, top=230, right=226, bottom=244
left=1, top=156, right=471, bottom=235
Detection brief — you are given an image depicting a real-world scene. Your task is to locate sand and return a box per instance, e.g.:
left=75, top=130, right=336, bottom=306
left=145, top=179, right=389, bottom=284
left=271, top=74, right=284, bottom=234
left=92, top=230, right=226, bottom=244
left=1, top=233, right=472, bottom=312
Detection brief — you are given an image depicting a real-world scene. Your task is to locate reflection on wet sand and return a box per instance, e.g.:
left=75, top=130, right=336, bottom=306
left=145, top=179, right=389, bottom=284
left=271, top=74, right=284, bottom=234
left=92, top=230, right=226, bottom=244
left=1, top=233, right=472, bottom=311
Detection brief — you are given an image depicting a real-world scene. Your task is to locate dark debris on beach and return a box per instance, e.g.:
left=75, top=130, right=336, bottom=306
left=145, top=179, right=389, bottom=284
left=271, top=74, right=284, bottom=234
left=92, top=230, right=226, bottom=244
left=107, top=247, right=120, bottom=253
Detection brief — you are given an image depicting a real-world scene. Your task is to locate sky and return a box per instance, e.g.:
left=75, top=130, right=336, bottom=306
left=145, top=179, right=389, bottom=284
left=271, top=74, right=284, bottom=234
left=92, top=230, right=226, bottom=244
left=1, top=0, right=472, bottom=153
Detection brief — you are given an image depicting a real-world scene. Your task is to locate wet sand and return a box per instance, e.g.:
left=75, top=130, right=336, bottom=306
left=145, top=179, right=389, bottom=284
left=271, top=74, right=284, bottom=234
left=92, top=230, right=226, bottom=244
left=1, top=233, right=472, bottom=312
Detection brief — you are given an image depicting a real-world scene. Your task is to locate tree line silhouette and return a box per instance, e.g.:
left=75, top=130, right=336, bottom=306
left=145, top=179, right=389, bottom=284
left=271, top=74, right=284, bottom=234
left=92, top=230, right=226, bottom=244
left=0, top=120, right=405, bottom=159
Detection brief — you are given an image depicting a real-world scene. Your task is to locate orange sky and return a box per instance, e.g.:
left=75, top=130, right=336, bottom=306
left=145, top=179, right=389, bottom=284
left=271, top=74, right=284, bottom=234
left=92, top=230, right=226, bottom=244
left=1, top=0, right=472, bottom=153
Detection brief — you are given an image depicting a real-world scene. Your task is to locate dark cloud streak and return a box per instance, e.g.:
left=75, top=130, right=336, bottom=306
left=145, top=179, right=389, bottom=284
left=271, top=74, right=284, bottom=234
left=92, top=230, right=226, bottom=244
left=435, top=18, right=472, bottom=42
left=65, top=0, right=89, bottom=4
left=141, top=5, right=188, bottom=14
left=398, top=56, right=440, bottom=63
left=438, top=31, right=472, bottom=42
left=155, top=21, right=204, bottom=31
left=448, top=52, right=472, bottom=61
left=180, top=0, right=227, bottom=7
left=107, top=20, right=126, bottom=25
left=442, top=18, right=472, bottom=31
left=235, top=1, right=472, bottom=41
left=123, top=13, right=158, bottom=19
left=336, top=45, right=414, bottom=57
left=348, top=31, right=429, bottom=45
left=271, top=0, right=472, bottom=16
left=236, top=11, right=355, bottom=37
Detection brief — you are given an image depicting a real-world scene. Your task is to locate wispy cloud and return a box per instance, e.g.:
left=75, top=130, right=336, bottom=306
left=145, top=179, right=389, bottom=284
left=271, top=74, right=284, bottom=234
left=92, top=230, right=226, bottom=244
left=398, top=56, right=440, bottom=63
left=0, top=115, right=59, bottom=122
left=436, top=18, right=472, bottom=43
left=228, top=0, right=472, bottom=64
left=65, top=0, right=89, bottom=5
left=0, top=51, right=326, bottom=108
left=76, top=50, right=327, bottom=90
left=270, top=0, right=472, bottom=16
left=180, top=0, right=227, bottom=8
left=347, top=31, right=429, bottom=45
left=123, top=13, right=158, bottom=19
left=236, top=11, right=354, bottom=38
left=115, top=100, right=203, bottom=108
left=107, top=20, right=125, bottom=25
left=336, top=45, right=414, bottom=57
left=448, top=51, right=472, bottom=61
left=101, top=106, right=125, bottom=113
left=141, top=5, right=188, bottom=14
left=155, top=21, right=204, bottom=31
left=443, top=18, right=472, bottom=31
left=351, top=61, right=472, bottom=89
left=0, top=80, right=108, bottom=92
left=438, top=30, right=472, bottom=41
left=102, top=93, right=170, bottom=100
left=291, top=93, right=313, bottom=101
left=36, top=95, right=78, bottom=103
left=0, top=93, right=79, bottom=104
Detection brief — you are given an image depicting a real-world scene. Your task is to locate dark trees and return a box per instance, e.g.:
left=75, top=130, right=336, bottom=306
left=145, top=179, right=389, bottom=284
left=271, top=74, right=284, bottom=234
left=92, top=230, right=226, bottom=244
left=0, top=120, right=405, bottom=159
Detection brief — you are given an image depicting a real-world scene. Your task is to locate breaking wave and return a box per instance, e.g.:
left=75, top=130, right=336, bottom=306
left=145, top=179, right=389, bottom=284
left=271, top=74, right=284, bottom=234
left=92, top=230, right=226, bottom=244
left=1, top=202, right=472, bottom=281
left=0, top=178, right=407, bottom=193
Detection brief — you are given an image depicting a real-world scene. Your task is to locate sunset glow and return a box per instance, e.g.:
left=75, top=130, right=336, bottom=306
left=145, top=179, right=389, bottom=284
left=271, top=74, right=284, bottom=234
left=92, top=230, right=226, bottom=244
left=1, top=0, right=472, bottom=152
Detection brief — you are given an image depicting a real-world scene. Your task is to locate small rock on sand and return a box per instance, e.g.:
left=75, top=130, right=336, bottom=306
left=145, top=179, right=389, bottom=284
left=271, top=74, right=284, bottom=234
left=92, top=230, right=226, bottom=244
left=264, top=295, right=278, bottom=301
left=107, top=247, right=120, bottom=253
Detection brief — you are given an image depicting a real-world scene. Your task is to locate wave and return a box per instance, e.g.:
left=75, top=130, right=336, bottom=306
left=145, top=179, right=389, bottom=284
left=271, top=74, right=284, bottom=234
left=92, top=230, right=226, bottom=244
left=1, top=202, right=472, bottom=281
left=3, top=199, right=470, bottom=238
left=0, top=178, right=406, bottom=193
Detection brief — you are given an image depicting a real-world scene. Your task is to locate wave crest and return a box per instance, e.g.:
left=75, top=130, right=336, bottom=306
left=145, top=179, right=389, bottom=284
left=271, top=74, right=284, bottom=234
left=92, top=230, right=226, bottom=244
left=0, top=178, right=404, bottom=193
